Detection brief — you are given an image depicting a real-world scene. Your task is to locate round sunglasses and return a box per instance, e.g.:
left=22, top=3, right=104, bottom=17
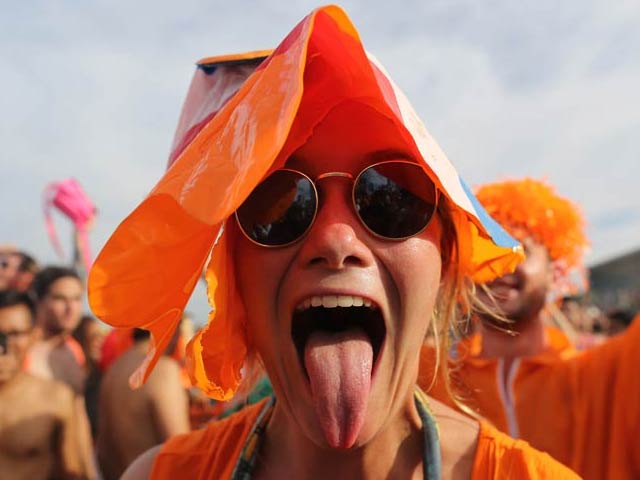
left=235, top=160, right=439, bottom=247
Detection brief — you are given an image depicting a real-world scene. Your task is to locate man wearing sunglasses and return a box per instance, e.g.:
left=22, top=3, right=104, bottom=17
left=0, top=290, right=86, bottom=480
left=91, top=6, right=578, bottom=479
left=422, top=178, right=640, bottom=480
left=27, top=266, right=97, bottom=479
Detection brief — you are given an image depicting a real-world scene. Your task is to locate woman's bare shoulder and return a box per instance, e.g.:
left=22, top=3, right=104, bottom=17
left=429, top=396, right=480, bottom=480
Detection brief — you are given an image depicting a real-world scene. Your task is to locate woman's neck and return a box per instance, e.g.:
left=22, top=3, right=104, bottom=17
left=255, top=392, right=424, bottom=479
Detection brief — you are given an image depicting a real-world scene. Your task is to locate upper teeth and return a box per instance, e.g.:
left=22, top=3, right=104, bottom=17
left=296, top=295, right=375, bottom=311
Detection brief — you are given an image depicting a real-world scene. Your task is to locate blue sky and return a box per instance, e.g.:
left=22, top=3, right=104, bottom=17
left=2, top=1, right=639, bottom=321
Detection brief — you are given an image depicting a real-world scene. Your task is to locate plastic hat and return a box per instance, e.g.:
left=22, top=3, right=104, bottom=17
left=89, top=5, right=523, bottom=399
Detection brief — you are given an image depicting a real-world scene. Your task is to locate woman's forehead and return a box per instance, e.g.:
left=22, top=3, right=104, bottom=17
left=286, top=149, right=415, bottom=178
left=284, top=102, right=416, bottom=177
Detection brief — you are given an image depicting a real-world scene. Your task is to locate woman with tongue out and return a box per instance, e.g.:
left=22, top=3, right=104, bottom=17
left=89, top=6, right=580, bottom=480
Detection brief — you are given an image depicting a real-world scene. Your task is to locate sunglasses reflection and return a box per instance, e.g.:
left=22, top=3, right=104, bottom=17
left=237, top=161, right=438, bottom=246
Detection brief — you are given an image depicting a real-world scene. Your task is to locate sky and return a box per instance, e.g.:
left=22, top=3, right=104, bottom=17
left=2, top=0, right=639, bottom=322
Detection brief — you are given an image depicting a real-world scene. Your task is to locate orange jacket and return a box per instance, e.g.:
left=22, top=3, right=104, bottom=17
left=421, top=320, right=640, bottom=479
left=150, top=397, right=578, bottom=479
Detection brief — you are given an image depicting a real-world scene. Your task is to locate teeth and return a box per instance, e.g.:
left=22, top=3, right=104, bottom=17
left=324, top=296, right=339, bottom=308
left=296, top=295, right=376, bottom=311
left=350, top=296, right=364, bottom=307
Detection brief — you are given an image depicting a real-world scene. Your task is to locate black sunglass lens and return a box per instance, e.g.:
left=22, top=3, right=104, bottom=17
left=237, top=170, right=316, bottom=246
left=354, top=163, right=437, bottom=239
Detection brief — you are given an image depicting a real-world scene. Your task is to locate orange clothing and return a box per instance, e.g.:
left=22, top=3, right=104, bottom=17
left=22, top=336, right=86, bottom=371
left=421, top=320, right=640, bottom=479
left=151, top=398, right=578, bottom=479
left=65, top=336, right=87, bottom=367
left=99, top=328, right=133, bottom=371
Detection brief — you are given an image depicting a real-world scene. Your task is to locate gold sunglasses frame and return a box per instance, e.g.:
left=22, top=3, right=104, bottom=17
left=235, top=159, right=439, bottom=248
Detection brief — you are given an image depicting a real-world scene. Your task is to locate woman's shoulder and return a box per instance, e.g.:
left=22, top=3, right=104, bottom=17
left=122, top=399, right=270, bottom=480
left=430, top=395, right=480, bottom=479
left=474, top=422, right=580, bottom=479
left=431, top=396, right=579, bottom=480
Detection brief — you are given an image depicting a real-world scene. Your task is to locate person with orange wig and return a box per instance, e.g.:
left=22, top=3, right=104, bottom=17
left=421, top=178, right=640, bottom=479
left=90, top=6, right=579, bottom=479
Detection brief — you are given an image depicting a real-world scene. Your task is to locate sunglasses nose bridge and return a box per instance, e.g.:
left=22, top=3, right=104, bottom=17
left=314, top=171, right=353, bottom=182
left=312, top=172, right=359, bottom=224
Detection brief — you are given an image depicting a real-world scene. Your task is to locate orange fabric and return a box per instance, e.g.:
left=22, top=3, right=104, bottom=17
left=150, top=398, right=578, bottom=479
left=473, top=423, right=580, bottom=479
left=421, top=319, right=640, bottom=479
left=151, top=400, right=268, bottom=480
left=64, top=336, right=87, bottom=367
left=99, top=327, right=133, bottom=371
left=21, top=354, right=31, bottom=371
left=88, top=5, right=523, bottom=400
left=455, top=326, right=577, bottom=360
left=22, top=337, right=88, bottom=371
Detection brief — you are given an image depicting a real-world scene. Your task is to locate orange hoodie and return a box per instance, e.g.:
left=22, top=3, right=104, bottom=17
left=150, top=397, right=579, bottom=479
left=421, top=319, right=640, bottom=479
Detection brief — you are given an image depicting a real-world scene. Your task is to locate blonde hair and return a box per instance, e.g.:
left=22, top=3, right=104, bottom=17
left=425, top=198, right=509, bottom=420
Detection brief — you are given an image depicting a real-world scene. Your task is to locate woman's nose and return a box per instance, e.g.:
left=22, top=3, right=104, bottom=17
left=296, top=180, right=375, bottom=270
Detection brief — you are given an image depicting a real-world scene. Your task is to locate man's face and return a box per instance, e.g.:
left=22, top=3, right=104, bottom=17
left=0, top=253, right=21, bottom=291
left=0, top=304, right=33, bottom=383
left=235, top=103, right=443, bottom=449
left=480, top=236, right=552, bottom=325
left=38, top=277, right=84, bottom=334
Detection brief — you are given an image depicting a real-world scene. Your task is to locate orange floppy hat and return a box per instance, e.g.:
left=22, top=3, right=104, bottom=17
left=88, top=5, right=523, bottom=400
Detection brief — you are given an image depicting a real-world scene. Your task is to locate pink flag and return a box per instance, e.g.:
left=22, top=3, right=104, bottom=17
left=43, top=178, right=96, bottom=273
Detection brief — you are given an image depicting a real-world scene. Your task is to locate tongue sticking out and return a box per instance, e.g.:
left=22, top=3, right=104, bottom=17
left=304, top=328, right=373, bottom=449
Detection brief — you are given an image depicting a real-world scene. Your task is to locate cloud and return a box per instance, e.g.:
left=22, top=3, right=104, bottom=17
left=366, top=0, right=640, bottom=266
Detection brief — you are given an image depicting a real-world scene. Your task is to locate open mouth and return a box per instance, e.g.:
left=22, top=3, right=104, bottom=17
left=488, top=274, right=522, bottom=298
left=490, top=273, right=520, bottom=289
left=291, top=295, right=386, bottom=379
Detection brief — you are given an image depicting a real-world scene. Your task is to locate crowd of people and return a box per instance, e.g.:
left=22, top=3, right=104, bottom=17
left=0, top=252, right=228, bottom=479
left=2, top=5, right=638, bottom=480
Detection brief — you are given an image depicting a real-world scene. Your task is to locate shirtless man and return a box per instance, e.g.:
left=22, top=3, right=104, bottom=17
left=28, top=266, right=97, bottom=478
left=29, top=266, right=86, bottom=393
left=0, top=290, right=84, bottom=480
left=97, top=328, right=189, bottom=480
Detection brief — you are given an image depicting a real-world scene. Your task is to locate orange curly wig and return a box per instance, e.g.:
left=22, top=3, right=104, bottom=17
left=475, top=178, right=588, bottom=268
